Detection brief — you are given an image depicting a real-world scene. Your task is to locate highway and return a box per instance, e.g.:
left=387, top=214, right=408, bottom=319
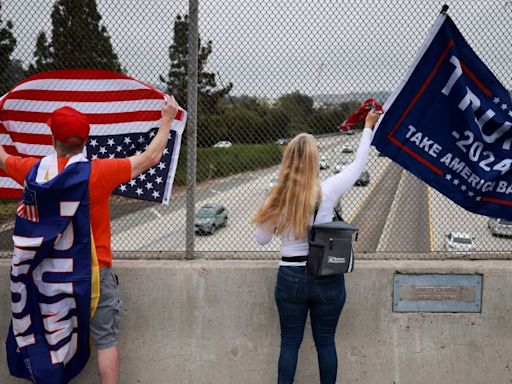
left=109, top=131, right=511, bottom=256
left=0, top=131, right=509, bottom=256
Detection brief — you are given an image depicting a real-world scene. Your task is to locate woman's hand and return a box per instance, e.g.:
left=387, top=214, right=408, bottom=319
left=365, top=108, right=383, bottom=129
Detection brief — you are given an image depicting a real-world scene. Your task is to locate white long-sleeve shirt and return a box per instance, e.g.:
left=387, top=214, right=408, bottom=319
left=256, top=128, right=374, bottom=266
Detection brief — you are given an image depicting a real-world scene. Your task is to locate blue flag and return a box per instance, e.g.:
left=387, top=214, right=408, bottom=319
left=373, top=14, right=512, bottom=220
left=6, top=158, right=93, bottom=383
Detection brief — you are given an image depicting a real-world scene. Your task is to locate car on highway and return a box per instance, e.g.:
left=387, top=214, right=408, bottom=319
left=334, top=160, right=349, bottom=174
left=341, top=144, right=354, bottom=153
left=213, top=141, right=232, bottom=148
left=319, top=156, right=330, bottom=170
left=445, top=231, right=474, bottom=251
left=194, top=205, right=228, bottom=235
left=275, top=138, right=289, bottom=145
left=487, top=218, right=512, bottom=237
left=355, top=170, right=370, bottom=186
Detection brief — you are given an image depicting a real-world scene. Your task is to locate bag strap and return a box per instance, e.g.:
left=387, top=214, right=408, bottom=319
left=313, top=203, right=344, bottom=223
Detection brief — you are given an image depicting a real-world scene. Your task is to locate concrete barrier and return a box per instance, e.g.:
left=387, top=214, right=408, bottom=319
left=1, top=259, right=512, bottom=383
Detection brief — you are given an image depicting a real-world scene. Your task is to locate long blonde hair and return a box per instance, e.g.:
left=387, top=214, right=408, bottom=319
left=253, top=133, right=321, bottom=239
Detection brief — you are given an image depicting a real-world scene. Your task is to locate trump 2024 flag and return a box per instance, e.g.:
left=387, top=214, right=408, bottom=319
left=0, top=69, right=187, bottom=204
left=373, top=14, right=512, bottom=220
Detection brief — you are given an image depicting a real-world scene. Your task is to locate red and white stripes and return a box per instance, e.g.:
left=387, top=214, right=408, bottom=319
left=0, top=69, right=185, bottom=199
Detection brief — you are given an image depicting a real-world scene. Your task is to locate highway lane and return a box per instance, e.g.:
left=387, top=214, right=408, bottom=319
left=350, top=162, right=403, bottom=253
left=110, top=131, right=396, bottom=253
left=377, top=171, right=430, bottom=253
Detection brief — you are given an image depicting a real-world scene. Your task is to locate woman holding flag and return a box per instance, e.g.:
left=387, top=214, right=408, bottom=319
left=253, top=108, right=382, bottom=383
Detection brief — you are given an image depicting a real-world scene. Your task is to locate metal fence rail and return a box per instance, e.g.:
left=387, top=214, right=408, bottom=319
left=0, top=0, right=511, bottom=259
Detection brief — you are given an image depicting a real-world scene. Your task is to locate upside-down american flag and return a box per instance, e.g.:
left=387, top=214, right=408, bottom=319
left=0, top=69, right=187, bottom=204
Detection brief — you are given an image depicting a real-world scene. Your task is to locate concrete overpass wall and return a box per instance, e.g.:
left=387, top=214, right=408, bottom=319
left=1, top=259, right=511, bottom=383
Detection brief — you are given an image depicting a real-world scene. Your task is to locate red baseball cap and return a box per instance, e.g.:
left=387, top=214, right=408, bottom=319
left=47, top=106, right=90, bottom=145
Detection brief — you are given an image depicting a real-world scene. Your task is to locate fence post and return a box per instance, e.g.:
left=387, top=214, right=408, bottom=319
left=186, top=0, right=199, bottom=260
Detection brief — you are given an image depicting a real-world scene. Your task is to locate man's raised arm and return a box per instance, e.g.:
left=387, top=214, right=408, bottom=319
left=128, top=95, right=179, bottom=179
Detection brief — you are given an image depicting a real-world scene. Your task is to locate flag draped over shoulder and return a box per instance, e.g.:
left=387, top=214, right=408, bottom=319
left=7, top=157, right=93, bottom=384
left=373, top=14, right=512, bottom=220
left=0, top=69, right=187, bottom=204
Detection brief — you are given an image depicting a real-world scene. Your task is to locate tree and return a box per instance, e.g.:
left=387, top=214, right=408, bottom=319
left=0, top=2, right=16, bottom=94
left=277, top=92, right=315, bottom=135
left=160, top=14, right=232, bottom=113
left=278, top=92, right=315, bottom=118
left=27, top=32, right=53, bottom=75
left=47, top=0, right=121, bottom=71
left=5, top=59, right=25, bottom=86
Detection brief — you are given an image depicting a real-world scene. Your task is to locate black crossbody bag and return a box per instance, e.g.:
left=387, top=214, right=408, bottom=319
left=307, top=207, right=358, bottom=276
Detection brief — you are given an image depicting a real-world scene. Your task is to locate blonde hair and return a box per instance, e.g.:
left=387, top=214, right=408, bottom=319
left=253, top=133, right=321, bottom=239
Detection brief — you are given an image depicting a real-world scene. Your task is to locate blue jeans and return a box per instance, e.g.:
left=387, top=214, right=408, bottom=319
left=275, top=266, right=346, bottom=384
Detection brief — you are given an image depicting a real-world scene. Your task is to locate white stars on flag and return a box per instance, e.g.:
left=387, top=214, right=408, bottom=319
left=491, top=94, right=512, bottom=119
left=87, top=127, right=175, bottom=203
left=445, top=174, right=481, bottom=201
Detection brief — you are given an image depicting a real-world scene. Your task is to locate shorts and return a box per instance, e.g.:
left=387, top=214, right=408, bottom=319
left=90, top=268, right=123, bottom=350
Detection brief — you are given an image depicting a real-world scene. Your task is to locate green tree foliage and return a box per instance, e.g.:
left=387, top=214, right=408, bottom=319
left=277, top=92, right=315, bottom=134
left=5, top=59, right=25, bottom=86
left=0, top=3, right=17, bottom=94
left=160, top=14, right=232, bottom=112
left=27, top=32, right=53, bottom=75
left=29, top=0, right=121, bottom=73
left=197, top=97, right=289, bottom=147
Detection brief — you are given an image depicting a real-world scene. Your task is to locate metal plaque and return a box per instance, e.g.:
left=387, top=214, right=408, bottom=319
left=393, top=274, right=482, bottom=313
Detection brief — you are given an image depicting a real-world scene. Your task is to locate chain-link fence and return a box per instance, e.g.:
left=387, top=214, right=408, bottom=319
left=0, top=0, right=511, bottom=259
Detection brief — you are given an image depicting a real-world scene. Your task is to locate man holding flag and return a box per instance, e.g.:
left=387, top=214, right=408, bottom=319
left=0, top=94, right=179, bottom=383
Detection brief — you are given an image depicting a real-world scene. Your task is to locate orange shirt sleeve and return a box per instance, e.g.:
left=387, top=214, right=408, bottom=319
left=91, top=158, right=132, bottom=194
left=5, top=157, right=39, bottom=186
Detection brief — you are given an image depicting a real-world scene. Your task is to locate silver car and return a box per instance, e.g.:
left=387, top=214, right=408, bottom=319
left=445, top=231, right=474, bottom=251
left=319, top=156, right=330, bottom=170
left=194, top=205, right=228, bottom=235
left=341, top=144, right=354, bottom=153
left=488, top=218, right=512, bottom=237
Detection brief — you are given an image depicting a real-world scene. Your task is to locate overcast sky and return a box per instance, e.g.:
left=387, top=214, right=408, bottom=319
left=4, top=0, right=512, bottom=99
